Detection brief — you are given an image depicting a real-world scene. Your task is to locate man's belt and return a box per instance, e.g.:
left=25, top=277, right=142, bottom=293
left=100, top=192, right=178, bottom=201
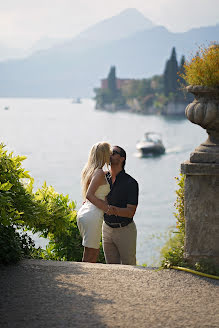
left=104, top=221, right=132, bottom=228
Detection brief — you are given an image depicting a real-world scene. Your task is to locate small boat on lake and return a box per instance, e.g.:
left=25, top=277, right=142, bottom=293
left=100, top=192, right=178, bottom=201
left=72, top=98, right=81, bottom=104
left=4, top=106, right=9, bottom=110
left=136, top=132, right=165, bottom=156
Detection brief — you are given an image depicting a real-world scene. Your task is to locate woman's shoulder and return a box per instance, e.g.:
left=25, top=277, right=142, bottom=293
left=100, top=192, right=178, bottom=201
left=93, top=168, right=105, bottom=177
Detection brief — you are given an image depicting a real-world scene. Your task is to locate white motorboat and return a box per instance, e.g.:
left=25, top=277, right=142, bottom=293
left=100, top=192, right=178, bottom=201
left=136, top=132, right=165, bottom=156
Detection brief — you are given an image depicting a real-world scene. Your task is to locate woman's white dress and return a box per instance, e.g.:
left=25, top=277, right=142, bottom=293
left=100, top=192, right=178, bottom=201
left=77, top=182, right=110, bottom=249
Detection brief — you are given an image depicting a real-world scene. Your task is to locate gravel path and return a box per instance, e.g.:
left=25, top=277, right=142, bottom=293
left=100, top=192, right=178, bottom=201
left=0, top=259, right=219, bottom=328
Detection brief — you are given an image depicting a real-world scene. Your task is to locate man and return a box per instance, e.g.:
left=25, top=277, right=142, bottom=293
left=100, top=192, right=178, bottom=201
left=102, top=145, right=139, bottom=265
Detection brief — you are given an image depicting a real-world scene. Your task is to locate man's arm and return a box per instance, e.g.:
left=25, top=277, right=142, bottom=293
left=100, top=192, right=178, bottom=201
left=108, top=204, right=137, bottom=218
left=107, top=178, right=138, bottom=218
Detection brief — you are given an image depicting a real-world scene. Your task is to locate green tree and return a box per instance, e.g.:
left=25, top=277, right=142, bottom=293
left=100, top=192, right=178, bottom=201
left=164, top=59, right=171, bottom=96
left=163, top=47, right=178, bottom=96
left=107, top=66, right=117, bottom=98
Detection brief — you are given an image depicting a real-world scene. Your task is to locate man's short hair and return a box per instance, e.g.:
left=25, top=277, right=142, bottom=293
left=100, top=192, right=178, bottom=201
left=114, top=145, right=126, bottom=168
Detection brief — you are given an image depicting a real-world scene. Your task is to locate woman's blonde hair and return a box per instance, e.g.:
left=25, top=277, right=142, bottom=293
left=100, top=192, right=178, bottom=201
left=81, top=142, right=111, bottom=200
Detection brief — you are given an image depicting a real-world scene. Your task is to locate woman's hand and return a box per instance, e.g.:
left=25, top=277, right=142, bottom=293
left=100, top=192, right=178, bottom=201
left=111, top=206, right=118, bottom=216
left=106, top=204, right=136, bottom=218
left=106, top=205, right=117, bottom=216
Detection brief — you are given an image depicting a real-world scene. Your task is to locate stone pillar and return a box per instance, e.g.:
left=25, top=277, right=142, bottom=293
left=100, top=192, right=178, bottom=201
left=181, top=85, right=219, bottom=268
left=181, top=161, right=219, bottom=266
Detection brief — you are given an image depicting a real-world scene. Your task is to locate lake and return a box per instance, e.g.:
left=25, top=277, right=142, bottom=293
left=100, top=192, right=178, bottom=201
left=0, top=98, right=205, bottom=265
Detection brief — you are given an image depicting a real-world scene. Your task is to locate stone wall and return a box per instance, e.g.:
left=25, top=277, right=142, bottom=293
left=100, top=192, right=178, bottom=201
left=181, top=161, right=219, bottom=266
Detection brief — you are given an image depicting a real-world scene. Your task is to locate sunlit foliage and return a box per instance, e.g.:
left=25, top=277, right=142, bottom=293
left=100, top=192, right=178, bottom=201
left=181, top=44, right=219, bottom=87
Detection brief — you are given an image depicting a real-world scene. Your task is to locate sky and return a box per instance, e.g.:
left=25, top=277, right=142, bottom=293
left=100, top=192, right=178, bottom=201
left=0, top=0, right=219, bottom=48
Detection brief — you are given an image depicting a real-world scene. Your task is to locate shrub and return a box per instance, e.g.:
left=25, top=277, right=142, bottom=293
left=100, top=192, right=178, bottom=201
left=181, top=44, right=219, bottom=87
left=32, top=182, right=83, bottom=261
left=160, top=230, right=185, bottom=268
left=0, top=225, right=23, bottom=264
left=161, top=174, right=185, bottom=268
left=0, top=225, right=36, bottom=264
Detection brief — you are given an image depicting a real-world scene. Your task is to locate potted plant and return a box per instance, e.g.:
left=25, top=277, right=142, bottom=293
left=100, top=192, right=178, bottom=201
left=181, top=44, right=219, bottom=163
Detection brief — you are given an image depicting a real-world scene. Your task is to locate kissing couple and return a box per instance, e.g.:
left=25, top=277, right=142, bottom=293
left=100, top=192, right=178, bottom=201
left=77, top=142, right=139, bottom=265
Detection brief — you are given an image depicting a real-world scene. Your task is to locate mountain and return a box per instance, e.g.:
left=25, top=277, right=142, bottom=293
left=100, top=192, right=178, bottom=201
left=0, top=37, right=69, bottom=62
left=0, top=44, right=28, bottom=62
left=0, top=9, right=218, bottom=98
left=76, top=8, right=155, bottom=42
left=34, top=8, right=155, bottom=58
left=0, top=8, right=154, bottom=62
left=29, top=37, right=69, bottom=53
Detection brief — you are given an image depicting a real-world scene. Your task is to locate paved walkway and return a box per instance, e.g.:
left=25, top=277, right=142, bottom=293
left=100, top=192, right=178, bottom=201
left=0, top=259, right=219, bottom=328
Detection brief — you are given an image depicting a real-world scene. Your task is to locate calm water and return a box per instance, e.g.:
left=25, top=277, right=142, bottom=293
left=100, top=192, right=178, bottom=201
left=0, top=98, right=205, bottom=265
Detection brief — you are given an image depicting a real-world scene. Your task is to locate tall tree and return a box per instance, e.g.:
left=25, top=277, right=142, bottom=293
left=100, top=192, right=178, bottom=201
left=163, top=47, right=178, bottom=96
left=170, top=47, right=178, bottom=93
left=164, top=59, right=171, bottom=96
left=107, top=66, right=117, bottom=98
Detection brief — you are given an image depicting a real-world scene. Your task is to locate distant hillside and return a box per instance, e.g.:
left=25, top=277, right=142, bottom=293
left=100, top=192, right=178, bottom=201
left=76, top=8, right=155, bottom=41
left=0, top=8, right=218, bottom=97
left=0, top=44, right=27, bottom=62
left=0, top=8, right=154, bottom=62
left=29, top=37, right=69, bottom=53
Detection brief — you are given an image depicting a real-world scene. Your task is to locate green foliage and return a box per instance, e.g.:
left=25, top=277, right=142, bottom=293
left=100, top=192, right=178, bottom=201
left=0, top=224, right=23, bottom=264
left=107, top=66, right=117, bottom=98
left=178, top=55, right=186, bottom=86
left=94, top=88, right=126, bottom=108
left=140, top=263, right=147, bottom=267
left=94, top=88, right=115, bottom=107
left=31, top=182, right=84, bottom=262
left=153, top=93, right=167, bottom=109
left=160, top=230, right=186, bottom=268
left=194, top=259, right=219, bottom=276
left=164, top=47, right=179, bottom=96
left=0, top=224, right=36, bottom=264
left=122, top=79, right=152, bottom=100
left=174, top=175, right=185, bottom=234
left=0, top=144, right=35, bottom=226
left=161, top=174, right=186, bottom=268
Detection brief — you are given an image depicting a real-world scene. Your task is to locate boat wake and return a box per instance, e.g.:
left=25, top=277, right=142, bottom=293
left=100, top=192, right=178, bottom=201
left=134, top=151, right=164, bottom=158
left=134, top=146, right=186, bottom=158
left=165, top=146, right=184, bottom=154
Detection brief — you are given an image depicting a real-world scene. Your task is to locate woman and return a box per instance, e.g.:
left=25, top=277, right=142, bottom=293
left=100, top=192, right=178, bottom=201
left=77, top=142, right=112, bottom=263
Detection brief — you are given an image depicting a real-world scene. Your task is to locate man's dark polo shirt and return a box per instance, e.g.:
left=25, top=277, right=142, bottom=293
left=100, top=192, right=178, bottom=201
left=104, top=169, right=139, bottom=225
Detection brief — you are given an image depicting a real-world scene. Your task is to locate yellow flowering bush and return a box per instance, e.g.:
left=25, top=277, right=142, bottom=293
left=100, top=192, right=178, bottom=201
left=181, top=44, right=219, bottom=87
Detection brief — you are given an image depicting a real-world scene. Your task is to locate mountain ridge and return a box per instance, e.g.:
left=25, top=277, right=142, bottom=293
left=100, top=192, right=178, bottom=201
left=0, top=9, right=218, bottom=97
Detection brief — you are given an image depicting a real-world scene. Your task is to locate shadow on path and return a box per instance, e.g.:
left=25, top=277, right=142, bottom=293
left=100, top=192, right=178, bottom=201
left=0, top=260, right=112, bottom=328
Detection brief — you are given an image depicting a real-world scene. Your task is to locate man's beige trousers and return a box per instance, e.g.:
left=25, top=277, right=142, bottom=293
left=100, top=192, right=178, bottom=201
left=102, top=221, right=137, bottom=265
